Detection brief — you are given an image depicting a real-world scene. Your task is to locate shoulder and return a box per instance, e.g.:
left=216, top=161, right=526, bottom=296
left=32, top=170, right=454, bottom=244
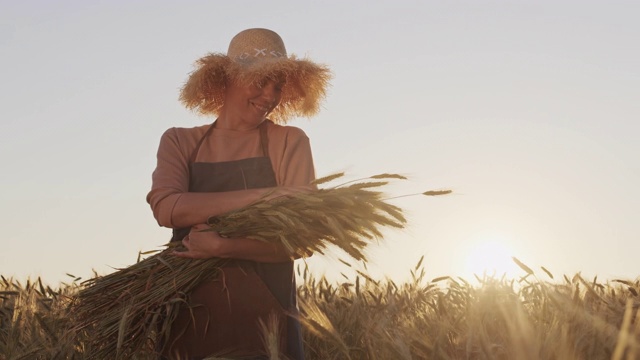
left=265, top=121, right=309, bottom=141
left=160, top=124, right=210, bottom=142
left=157, top=124, right=210, bottom=149
left=155, top=124, right=211, bottom=158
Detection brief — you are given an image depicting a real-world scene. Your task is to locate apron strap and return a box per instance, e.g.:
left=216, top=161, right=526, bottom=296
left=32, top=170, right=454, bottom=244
left=188, top=121, right=216, bottom=165
left=259, top=120, right=270, bottom=157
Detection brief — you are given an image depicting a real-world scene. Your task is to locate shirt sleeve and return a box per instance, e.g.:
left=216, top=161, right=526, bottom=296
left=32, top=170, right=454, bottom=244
left=146, top=128, right=190, bottom=228
left=278, top=127, right=316, bottom=187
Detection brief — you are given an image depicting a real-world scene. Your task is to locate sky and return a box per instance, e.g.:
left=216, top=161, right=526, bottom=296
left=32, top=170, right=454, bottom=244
left=1, top=0, right=639, bottom=286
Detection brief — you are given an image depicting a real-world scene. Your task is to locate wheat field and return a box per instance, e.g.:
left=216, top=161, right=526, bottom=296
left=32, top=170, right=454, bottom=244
left=1, top=257, right=639, bottom=360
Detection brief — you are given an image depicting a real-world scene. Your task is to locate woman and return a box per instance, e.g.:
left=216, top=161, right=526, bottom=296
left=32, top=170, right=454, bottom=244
left=146, top=28, right=331, bottom=359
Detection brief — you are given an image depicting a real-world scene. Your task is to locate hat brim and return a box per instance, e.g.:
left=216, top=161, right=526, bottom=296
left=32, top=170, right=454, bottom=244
left=180, top=53, right=332, bottom=123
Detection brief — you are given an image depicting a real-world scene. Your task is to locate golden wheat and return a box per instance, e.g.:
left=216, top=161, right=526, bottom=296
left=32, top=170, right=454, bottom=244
left=69, top=173, right=437, bottom=358
left=2, top=258, right=640, bottom=359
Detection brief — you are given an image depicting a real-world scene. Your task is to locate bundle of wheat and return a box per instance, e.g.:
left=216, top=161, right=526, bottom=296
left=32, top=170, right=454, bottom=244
left=70, top=173, right=451, bottom=358
left=206, top=172, right=412, bottom=260
left=71, top=246, right=222, bottom=358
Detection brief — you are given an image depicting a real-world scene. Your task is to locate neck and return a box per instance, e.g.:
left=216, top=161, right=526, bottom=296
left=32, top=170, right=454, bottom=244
left=216, top=108, right=264, bottom=131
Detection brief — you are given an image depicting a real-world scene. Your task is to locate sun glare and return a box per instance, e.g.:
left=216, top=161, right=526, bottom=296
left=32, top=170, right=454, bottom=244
left=462, top=237, right=520, bottom=279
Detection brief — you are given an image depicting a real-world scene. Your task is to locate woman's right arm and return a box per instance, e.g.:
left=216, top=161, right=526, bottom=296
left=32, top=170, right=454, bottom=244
left=146, top=128, right=277, bottom=228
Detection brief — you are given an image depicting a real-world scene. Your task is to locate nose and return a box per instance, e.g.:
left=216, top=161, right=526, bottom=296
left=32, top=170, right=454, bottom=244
left=260, top=81, right=279, bottom=103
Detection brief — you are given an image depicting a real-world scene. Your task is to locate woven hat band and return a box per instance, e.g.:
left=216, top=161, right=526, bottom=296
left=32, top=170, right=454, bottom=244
left=227, top=28, right=288, bottom=64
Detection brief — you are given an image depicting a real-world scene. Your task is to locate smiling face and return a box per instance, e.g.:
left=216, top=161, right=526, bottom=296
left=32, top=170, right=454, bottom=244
left=219, top=76, right=285, bottom=130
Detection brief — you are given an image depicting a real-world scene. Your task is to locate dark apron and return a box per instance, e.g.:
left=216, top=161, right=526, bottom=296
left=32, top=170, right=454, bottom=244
left=162, top=120, right=304, bottom=360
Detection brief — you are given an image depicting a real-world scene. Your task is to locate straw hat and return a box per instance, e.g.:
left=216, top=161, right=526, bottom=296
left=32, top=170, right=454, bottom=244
left=180, top=28, right=332, bottom=123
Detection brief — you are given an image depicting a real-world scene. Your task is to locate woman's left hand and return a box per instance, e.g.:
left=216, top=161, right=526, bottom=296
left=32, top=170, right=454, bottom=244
left=173, top=224, right=229, bottom=259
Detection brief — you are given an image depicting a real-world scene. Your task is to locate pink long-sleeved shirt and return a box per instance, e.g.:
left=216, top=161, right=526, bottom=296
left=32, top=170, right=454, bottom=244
left=147, top=121, right=316, bottom=228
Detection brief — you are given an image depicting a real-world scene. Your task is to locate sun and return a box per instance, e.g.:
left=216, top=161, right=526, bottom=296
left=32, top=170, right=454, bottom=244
left=462, top=236, right=520, bottom=279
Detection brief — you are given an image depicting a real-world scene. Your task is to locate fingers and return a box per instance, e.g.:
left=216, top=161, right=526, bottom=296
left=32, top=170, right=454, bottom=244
left=181, top=234, right=190, bottom=248
left=192, top=223, right=209, bottom=231
left=174, top=235, right=194, bottom=258
left=173, top=227, right=224, bottom=259
left=172, top=250, right=190, bottom=258
left=174, top=232, right=209, bottom=259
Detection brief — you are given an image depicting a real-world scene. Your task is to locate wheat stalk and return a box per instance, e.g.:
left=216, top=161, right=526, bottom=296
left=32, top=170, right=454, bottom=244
left=70, top=172, right=451, bottom=358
